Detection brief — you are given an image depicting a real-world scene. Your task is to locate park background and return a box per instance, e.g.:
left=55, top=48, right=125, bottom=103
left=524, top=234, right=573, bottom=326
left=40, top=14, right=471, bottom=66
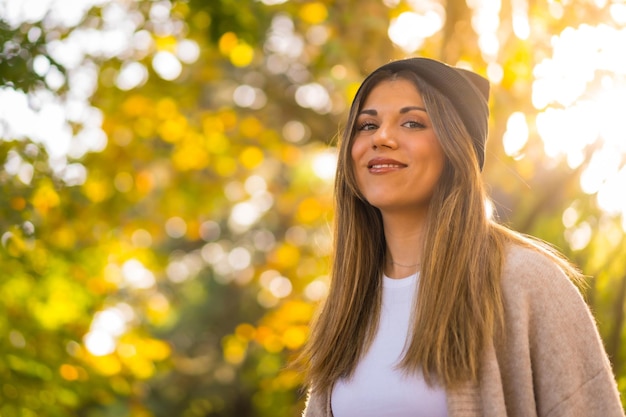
left=1, top=0, right=626, bottom=415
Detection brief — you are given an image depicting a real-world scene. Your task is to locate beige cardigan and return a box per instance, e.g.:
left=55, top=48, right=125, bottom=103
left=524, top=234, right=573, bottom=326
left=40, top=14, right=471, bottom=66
left=303, top=245, right=624, bottom=417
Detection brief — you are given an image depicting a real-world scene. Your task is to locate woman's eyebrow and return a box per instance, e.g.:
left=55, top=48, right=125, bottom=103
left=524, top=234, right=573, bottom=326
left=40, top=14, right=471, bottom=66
left=358, top=109, right=377, bottom=116
left=358, top=106, right=427, bottom=116
left=400, top=106, right=427, bottom=113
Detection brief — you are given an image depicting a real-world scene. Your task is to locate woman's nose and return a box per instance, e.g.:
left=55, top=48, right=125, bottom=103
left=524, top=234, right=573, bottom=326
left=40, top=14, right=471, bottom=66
left=372, top=124, right=397, bottom=149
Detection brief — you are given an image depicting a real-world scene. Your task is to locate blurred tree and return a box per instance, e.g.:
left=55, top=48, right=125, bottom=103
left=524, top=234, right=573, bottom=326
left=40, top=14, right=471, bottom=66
left=1, top=0, right=625, bottom=416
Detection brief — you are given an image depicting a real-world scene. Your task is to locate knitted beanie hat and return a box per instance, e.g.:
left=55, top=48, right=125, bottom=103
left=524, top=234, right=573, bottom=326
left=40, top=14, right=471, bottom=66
left=360, top=57, right=490, bottom=170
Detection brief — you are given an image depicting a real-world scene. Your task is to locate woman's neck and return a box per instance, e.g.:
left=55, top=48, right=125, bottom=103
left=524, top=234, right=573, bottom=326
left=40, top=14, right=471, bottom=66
left=382, top=211, right=427, bottom=279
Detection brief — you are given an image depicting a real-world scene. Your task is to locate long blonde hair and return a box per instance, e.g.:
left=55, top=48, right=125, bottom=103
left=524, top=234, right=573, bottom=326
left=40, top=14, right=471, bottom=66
left=296, top=68, right=582, bottom=391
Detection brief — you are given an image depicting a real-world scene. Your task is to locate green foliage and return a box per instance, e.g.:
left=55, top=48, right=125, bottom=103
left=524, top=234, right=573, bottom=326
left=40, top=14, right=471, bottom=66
left=189, top=0, right=273, bottom=45
left=1, top=20, right=46, bottom=92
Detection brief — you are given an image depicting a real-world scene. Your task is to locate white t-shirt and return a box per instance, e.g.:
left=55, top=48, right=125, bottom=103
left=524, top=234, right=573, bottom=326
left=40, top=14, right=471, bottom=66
left=331, top=273, right=448, bottom=417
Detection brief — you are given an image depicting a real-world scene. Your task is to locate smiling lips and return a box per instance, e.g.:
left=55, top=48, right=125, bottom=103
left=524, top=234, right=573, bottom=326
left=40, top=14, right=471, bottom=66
left=367, top=158, right=407, bottom=174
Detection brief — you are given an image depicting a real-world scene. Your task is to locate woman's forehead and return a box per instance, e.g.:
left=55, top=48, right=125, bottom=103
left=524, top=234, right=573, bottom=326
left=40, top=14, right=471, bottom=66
left=359, top=78, right=424, bottom=110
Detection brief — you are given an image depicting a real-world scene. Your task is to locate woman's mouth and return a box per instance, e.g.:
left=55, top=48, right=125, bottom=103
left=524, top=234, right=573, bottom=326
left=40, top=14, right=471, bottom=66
left=367, top=158, right=407, bottom=173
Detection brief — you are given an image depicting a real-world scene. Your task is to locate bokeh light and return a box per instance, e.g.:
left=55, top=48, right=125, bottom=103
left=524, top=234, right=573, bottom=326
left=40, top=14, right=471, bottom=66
left=312, top=149, right=337, bottom=181
left=121, top=259, right=156, bottom=289
left=84, top=304, right=134, bottom=356
left=532, top=24, right=626, bottom=227
left=388, top=9, right=444, bottom=53
left=502, top=112, right=529, bottom=158
left=295, top=83, right=331, bottom=113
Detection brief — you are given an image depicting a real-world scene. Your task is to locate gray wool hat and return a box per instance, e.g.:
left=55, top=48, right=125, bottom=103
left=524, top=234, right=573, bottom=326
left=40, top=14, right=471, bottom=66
left=360, top=57, right=490, bottom=170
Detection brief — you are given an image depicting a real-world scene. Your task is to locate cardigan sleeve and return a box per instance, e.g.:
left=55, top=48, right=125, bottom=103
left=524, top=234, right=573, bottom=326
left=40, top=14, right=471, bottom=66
left=498, top=245, right=624, bottom=417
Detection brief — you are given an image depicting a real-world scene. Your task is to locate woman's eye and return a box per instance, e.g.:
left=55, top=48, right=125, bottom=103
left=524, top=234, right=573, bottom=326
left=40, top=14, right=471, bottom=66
left=357, top=122, right=377, bottom=131
left=403, top=120, right=425, bottom=129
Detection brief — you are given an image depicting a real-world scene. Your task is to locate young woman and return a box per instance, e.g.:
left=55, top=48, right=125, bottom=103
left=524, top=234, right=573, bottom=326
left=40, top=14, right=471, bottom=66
left=298, top=57, right=624, bottom=416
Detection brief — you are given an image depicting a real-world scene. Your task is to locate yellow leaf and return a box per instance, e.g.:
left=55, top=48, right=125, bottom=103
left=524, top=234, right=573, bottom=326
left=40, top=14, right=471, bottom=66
left=155, top=35, right=176, bottom=52
left=127, top=356, right=155, bottom=379
left=158, top=116, right=188, bottom=143
left=275, top=369, right=303, bottom=389
left=135, top=170, right=155, bottom=194
left=32, top=183, right=60, bottom=215
left=134, top=117, right=155, bottom=138
left=142, top=339, right=171, bottom=361
left=346, top=81, right=361, bottom=102
left=261, top=333, right=283, bottom=353
left=59, top=364, right=80, bottom=381
left=215, top=156, right=237, bottom=177
left=255, top=326, right=284, bottom=353
left=82, top=177, right=112, bottom=203
left=10, top=196, right=26, bottom=210
left=206, top=131, right=230, bottom=154
left=30, top=276, right=88, bottom=330
left=222, top=335, right=247, bottom=365
left=219, top=32, right=238, bottom=55
left=54, top=226, right=76, bottom=249
left=281, top=145, right=302, bottom=166
left=122, top=95, right=152, bottom=118
left=281, top=300, right=314, bottom=322
left=114, top=172, right=134, bottom=193
left=269, top=243, right=300, bottom=269
left=235, top=323, right=256, bottom=340
left=239, top=146, right=264, bottom=169
left=89, top=354, right=122, bottom=376
left=297, top=197, right=323, bottom=223
left=156, top=98, right=178, bottom=119
left=173, top=139, right=210, bottom=171
left=146, top=293, right=172, bottom=325
left=1, top=275, right=33, bottom=304
left=239, top=116, right=263, bottom=138
left=218, top=109, right=237, bottom=130
left=230, top=42, right=254, bottom=67
left=299, top=2, right=328, bottom=24
left=202, top=115, right=225, bottom=134
left=282, top=325, right=308, bottom=350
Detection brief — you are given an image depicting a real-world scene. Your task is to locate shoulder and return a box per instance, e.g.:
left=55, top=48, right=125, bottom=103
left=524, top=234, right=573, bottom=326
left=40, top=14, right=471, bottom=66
left=500, top=243, right=581, bottom=301
left=496, top=245, right=624, bottom=416
left=498, top=242, right=593, bottom=331
left=502, top=243, right=564, bottom=279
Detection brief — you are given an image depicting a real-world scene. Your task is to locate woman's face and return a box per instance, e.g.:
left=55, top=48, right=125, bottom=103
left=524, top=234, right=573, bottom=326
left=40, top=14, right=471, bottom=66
left=350, top=78, right=445, bottom=214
